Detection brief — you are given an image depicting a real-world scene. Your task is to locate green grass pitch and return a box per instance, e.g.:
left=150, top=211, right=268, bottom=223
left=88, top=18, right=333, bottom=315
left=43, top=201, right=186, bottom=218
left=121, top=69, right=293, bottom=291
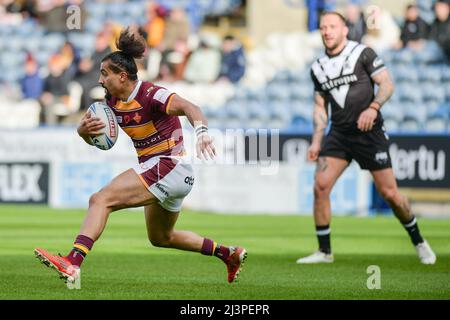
left=0, top=205, right=449, bottom=300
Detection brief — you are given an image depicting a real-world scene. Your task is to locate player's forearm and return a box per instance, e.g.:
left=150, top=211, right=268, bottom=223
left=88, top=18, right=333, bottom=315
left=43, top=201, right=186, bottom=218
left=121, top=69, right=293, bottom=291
left=183, top=103, right=209, bottom=130
left=311, top=105, right=328, bottom=145
left=373, top=81, right=394, bottom=108
left=371, top=70, right=395, bottom=109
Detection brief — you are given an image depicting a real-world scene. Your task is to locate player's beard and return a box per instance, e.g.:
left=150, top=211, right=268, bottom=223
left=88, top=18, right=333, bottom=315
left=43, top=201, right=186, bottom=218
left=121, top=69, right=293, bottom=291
left=103, top=85, right=111, bottom=100
left=323, top=35, right=345, bottom=52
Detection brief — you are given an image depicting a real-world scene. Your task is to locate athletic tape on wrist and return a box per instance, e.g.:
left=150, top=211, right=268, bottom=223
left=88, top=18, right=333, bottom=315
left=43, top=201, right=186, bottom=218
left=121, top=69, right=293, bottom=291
left=194, top=124, right=208, bottom=137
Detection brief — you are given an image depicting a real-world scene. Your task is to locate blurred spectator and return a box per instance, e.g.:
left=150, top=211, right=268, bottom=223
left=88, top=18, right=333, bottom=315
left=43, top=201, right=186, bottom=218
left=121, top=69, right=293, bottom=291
left=159, top=39, right=190, bottom=82
left=184, top=37, right=221, bottom=83
left=20, top=53, right=44, bottom=100
left=5, top=0, right=38, bottom=19
left=74, top=31, right=111, bottom=110
left=345, top=3, right=367, bottom=42
left=399, top=4, right=429, bottom=49
left=60, top=41, right=81, bottom=79
left=158, top=8, right=191, bottom=82
left=428, top=0, right=450, bottom=60
left=143, top=1, right=167, bottom=49
left=306, top=0, right=336, bottom=31
left=161, top=7, right=190, bottom=51
left=37, top=0, right=69, bottom=33
left=217, top=35, right=246, bottom=84
left=363, top=8, right=400, bottom=53
left=103, top=20, right=123, bottom=52
left=40, top=54, right=72, bottom=124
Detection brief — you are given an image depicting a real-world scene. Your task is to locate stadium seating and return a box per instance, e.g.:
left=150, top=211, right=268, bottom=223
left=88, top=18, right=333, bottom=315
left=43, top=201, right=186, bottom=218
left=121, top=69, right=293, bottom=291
left=0, top=0, right=449, bottom=133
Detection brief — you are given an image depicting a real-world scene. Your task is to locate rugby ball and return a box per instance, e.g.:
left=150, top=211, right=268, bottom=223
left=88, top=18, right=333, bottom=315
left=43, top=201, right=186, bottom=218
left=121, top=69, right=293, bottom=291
left=87, top=102, right=119, bottom=150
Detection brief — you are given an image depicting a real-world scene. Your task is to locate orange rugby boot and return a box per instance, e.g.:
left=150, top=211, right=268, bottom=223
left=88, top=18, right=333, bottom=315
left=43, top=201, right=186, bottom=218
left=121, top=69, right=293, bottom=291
left=224, top=247, right=247, bottom=283
left=34, top=248, right=79, bottom=283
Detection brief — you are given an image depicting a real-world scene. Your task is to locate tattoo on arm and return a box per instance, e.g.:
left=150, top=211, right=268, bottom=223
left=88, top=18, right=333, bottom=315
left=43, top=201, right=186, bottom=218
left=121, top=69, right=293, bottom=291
left=312, top=92, right=328, bottom=140
left=317, top=157, right=328, bottom=172
left=372, top=70, right=394, bottom=107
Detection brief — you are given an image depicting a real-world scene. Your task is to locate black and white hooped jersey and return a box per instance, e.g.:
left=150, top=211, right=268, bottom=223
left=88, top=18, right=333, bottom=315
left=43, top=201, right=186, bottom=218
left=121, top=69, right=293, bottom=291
left=310, top=40, right=386, bottom=132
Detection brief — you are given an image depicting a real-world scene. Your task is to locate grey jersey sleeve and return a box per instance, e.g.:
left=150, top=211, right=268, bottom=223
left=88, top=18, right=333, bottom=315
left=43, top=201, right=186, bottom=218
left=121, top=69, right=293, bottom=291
left=361, top=47, right=386, bottom=77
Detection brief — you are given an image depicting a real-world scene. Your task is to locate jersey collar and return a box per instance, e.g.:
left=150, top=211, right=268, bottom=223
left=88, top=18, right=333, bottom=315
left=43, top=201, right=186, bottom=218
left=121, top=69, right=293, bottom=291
left=125, top=80, right=142, bottom=103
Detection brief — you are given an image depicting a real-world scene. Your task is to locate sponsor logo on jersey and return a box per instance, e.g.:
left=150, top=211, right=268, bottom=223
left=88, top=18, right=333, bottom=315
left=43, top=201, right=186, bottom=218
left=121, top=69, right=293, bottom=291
left=154, top=88, right=172, bottom=104
left=133, top=112, right=142, bottom=124
left=373, top=57, right=383, bottom=68
left=321, top=74, right=358, bottom=91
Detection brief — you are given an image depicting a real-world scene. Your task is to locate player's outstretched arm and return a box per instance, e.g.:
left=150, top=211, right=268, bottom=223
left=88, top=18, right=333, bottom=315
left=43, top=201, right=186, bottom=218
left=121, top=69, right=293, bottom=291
left=308, top=92, right=328, bottom=162
left=167, top=94, right=216, bottom=160
left=77, top=110, right=106, bottom=146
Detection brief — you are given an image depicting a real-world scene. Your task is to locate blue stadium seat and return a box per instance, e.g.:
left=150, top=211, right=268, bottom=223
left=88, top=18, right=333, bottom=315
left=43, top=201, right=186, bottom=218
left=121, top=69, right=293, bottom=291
left=247, top=101, right=269, bottom=129
left=418, top=65, right=442, bottom=83
left=24, top=36, right=42, bottom=53
left=393, top=65, right=418, bottom=83
left=402, top=103, right=428, bottom=125
left=40, top=33, right=66, bottom=53
left=383, top=117, right=400, bottom=132
left=246, top=88, right=266, bottom=103
left=424, top=117, right=447, bottom=132
left=1, top=51, right=26, bottom=68
left=202, top=105, right=227, bottom=129
left=441, top=66, right=450, bottom=83
left=266, top=83, right=290, bottom=102
left=397, top=83, right=422, bottom=103
left=290, top=99, right=312, bottom=121
left=6, top=35, right=27, bottom=53
left=400, top=118, right=422, bottom=132
left=289, top=83, right=313, bottom=102
left=2, top=67, right=25, bottom=83
left=290, top=115, right=313, bottom=131
left=381, top=102, right=404, bottom=122
left=392, top=49, right=414, bottom=65
left=445, top=83, right=450, bottom=103
left=272, top=70, right=291, bottom=84
left=421, top=84, right=446, bottom=104
left=268, top=101, right=291, bottom=129
left=85, top=2, right=107, bottom=19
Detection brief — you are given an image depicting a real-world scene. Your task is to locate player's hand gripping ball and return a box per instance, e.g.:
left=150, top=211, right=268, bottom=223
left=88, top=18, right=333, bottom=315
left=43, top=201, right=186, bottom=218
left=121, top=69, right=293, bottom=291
left=87, top=102, right=119, bottom=150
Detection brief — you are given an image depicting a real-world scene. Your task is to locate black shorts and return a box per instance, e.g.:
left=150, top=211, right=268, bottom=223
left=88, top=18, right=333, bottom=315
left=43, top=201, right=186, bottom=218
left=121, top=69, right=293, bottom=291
left=319, top=126, right=392, bottom=171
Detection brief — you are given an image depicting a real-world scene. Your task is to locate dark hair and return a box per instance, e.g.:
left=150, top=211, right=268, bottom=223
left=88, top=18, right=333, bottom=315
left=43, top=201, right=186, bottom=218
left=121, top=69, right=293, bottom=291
left=101, top=27, right=146, bottom=81
left=224, top=35, right=235, bottom=41
left=319, top=11, right=347, bottom=25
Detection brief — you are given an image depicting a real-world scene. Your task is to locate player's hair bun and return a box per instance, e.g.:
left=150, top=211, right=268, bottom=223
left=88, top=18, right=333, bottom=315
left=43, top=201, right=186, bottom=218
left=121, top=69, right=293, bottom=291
left=116, top=27, right=146, bottom=60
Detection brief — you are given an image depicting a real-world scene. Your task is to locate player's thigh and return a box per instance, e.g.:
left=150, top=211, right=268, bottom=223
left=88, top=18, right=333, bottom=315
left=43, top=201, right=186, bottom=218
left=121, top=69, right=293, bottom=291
left=314, top=156, right=349, bottom=191
left=144, top=203, right=179, bottom=240
left=97, top=169, right=157, bottom=210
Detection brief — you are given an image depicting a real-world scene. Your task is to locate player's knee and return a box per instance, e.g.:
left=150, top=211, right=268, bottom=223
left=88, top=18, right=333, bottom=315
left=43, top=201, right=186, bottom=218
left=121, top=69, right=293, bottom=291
left=149, top=233, right=173, bottom=248
left=88, top=192, right=110, bottom=209
left=314, top=182, right=331, bottom=198
left=379, top=187, right=399, bottom=204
